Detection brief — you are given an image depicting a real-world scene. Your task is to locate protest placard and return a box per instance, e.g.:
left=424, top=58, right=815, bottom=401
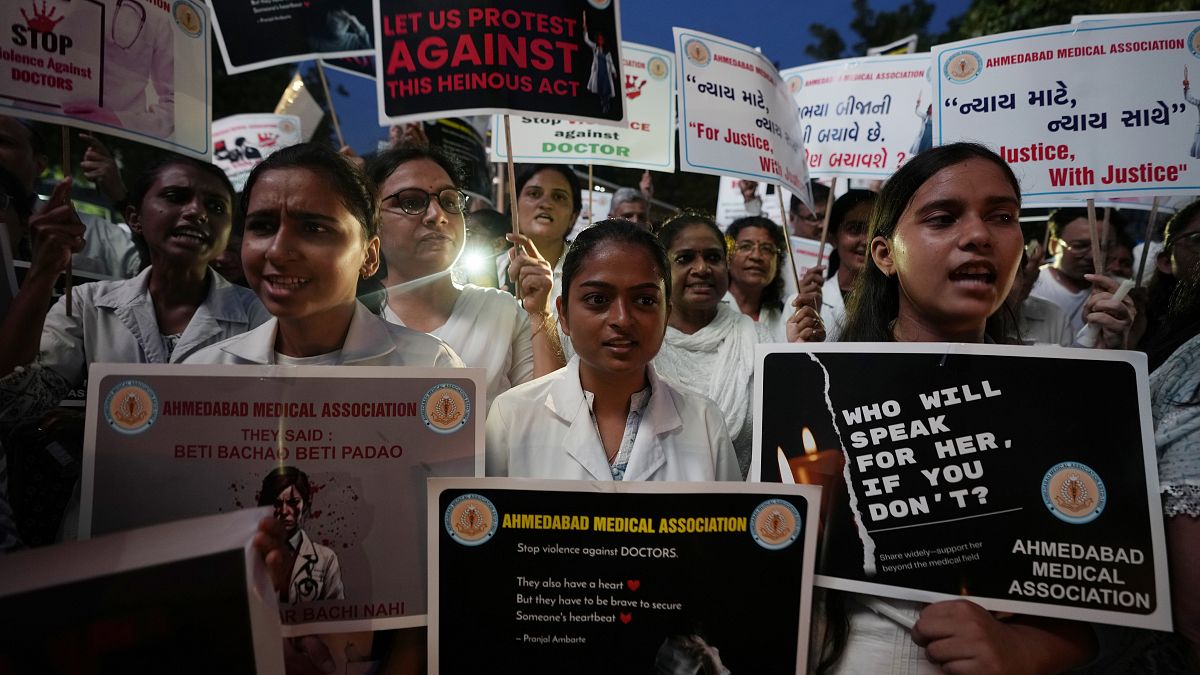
left=781, top=54, right=932, bottom=179
left=374, top=0, right=625, bottom=126
left=753, top=343, right=1171, bottom=631
left=324, top=55, right=377, bottom=80
left=212, top=114, right=302, bottom=191
left=81, top=363, right=485, bottom=635
left=209, top=0, right=374, bottom=74
left=933, top=14, right=1200, bottom=200
left=674, top=27, right=810, bottom=199
left=0, top=508, right=283, bottom=672
left=491, top=42, right=674, bottom=171
left=0, top=0, right=212, bottom=159
left=429, top=478, right=820, bottom=674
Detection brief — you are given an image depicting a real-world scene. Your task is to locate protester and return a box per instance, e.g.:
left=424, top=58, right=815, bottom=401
left=1006, top=242, right=1069, bottom=346
left=607, top=186, right=650, bottom=226
left=366, top=146, right=562, bottom=408
left=824, top=142, right=1133, bottom=674
left=725, top=216, right=790, bottom=342
left=819, top=189, right=876, bottom=341
left=186, top=144, right=461, bottom=368
left=486, top=219, right=740, bottom=482
left=649, top=213, right=757, bottom=478
left=1031, top=207, right=1127, bottom=345
left=212, top=212, right=247, bottom=287
left=789, top=180, right=831, bottom=240
left=0, top=154, right=268, bottom=422
left=497, top=164, right=582, bottom=359
left=1142, top=200, right=1200, bottom=369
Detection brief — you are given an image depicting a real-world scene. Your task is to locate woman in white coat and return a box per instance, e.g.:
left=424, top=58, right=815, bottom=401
left=486, top=219, right=740, bottom=482
left=187, top=144, right=460, bottom=367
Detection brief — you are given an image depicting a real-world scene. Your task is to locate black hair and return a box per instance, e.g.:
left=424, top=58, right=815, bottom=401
left=365, top=144, right=465, bottom=192
left=258, top=466, right=312, bottom=513
left=514, top=164, right=582, bottom=226
left=838, top=142, right=1021, bottom=344
left=726, top=215, right=785, bottom=313
left=657, top=211, right=725, bottom=254
left=468, top=208, right=510, bottom=241
left=561, top=218, right=670, bottom=311
left=1046, top=206, right=1125, bottom=244
left=824, top=189, right=878, bottom=277
left=790, top=180, right=829, bottom=215
left=242, top=143, right=378, bottom=240
left=126, top=153, right=235, bottom=215
left=1144, top=199, right=1200, bottom=369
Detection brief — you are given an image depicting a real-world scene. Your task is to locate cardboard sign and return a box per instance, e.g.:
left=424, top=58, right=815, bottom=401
left=0, top=0, right=213, bottom=159
left=374, top=0, right=626, bottom=126
left=429, top=478, right=820, bottom=674
left=781, top=54, right=932, bottom=179
left=674, top=27, right=810, bottom=200
left=492, top=42, right=675, bottom=171
left=934, top=14, right=1200, bottom=200
left=753, top=344, right=1171, bottom=631
left=209, top=0, right=374, bottom=74
left=0, top=508, right=283, bottom=673
left=81, top=363, right=485, bottom=635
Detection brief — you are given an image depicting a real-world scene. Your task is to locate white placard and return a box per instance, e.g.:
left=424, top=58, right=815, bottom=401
left=674, top=27, right=810, bottom=199
left=782, top=54, right=932, bottom=179
left=934, top=14, right=1200, bottom=201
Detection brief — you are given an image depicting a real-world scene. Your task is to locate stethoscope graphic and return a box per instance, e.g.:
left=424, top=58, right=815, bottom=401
left=111, top=0, right=146, bottom=49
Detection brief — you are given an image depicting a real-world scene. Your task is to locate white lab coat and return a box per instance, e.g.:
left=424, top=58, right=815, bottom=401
left=185, top=300, right=463, bottom=367
left=485, top=357, right=742, bottom=481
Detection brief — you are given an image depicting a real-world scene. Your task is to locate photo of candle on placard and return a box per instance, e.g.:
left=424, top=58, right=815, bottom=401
left=788, top=427, right=844, bottom=485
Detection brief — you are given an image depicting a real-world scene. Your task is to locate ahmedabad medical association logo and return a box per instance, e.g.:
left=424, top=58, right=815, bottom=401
left=647, top=56, right=669, bottom=81
left=421, top=383, right=471, bottom=434
left=944, top=50, right=982, bottom=84
left=104, top=380, right=159, bottom=435
left=1042, top=461, right=1107, bottom=524
left=786, top=75, right=804, bottom=96
left=684, top=39, right=711, bottom=67
left=172, top=0, right=204, bottom=38
left=751, top=499, right=802, bottom=551
left=1189, top=26, right=1200, bottom=59
left=445, top=493, right=498, bottom=546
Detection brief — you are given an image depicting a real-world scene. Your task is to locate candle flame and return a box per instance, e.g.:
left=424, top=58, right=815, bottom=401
left=802, top=427, right=818, bottom=456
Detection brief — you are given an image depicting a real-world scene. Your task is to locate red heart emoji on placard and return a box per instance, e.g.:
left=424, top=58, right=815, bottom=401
left=619, top=612, right=633, bottom=624
left=626, top=580, right=640, bottom=591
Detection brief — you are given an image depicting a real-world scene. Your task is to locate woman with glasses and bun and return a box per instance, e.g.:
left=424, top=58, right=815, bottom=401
left=186, top=143, right=461, bottom=368
left=365, top=147, right=564, bottom=407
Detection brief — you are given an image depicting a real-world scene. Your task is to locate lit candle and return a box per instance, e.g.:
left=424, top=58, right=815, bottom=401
left=787, top=427, right=844, bottom=486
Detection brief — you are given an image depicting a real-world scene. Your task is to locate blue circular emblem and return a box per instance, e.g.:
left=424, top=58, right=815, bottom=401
left=1041, top=461, right=1106, bottom=524
left=684, top=39, right=711, bottom=67
left=750, top=498, right=802, bottom=551
left=444, top=493, right=498, bottom=546
left=103, top=379, right=159, bottom=435
left=172, top=0, right=205, bottom=38
left=647, top=56, right=669, bottom=81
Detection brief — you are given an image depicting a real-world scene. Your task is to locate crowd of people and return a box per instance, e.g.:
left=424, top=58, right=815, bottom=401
left=0, top=112, right=1198, bottom=673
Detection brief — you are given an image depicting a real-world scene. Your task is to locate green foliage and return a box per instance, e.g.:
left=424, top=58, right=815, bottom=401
left=805, top=0, right=937, bottom=60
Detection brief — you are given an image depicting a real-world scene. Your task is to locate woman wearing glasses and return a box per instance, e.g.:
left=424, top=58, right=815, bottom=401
left=725, top=216, right=790, bottom=343
left=366, top=147, right=563, bottom=407
left=187, top=144, right=461, bottom=368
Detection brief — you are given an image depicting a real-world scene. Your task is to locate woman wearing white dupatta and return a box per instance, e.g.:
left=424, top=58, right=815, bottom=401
left=652, top=214, right=758, bottom=477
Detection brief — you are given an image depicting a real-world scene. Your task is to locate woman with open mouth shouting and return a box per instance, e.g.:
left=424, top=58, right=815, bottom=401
left=486, top=219, right=740, bottom=482
left=1, top=154, right=269, bottom=424
left=186, top=144, right=461, bottom=368
left=817, top=142, right=1133, bottom=675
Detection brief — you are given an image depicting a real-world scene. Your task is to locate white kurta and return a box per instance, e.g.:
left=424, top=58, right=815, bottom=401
left=384, top=284, right=533, bottom=409
left=1030, top=266, right=1089, bottom=342
left=485, top=358, right=741, bottom=482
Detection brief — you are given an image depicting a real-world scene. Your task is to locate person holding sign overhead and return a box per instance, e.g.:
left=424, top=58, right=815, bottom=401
left=186, top=144, right=461, bottom=368
left=486, top=219, right=740, bottom=482
left=365, top=146, right=563, bottom=408
left=816, top=143, right=1133, bottom=674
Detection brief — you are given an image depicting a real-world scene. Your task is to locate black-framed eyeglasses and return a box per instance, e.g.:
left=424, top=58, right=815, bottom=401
left=382, top=188, right=468, bottom=216
left=112, top=0, right=146, bottom=49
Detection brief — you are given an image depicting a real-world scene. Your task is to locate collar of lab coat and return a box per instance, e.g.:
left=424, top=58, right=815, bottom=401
left=219, top=301, right=396, bottom=365
left=547, top=357, right=684, bottom=481
left=94, top=267, right=255, bottom=362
